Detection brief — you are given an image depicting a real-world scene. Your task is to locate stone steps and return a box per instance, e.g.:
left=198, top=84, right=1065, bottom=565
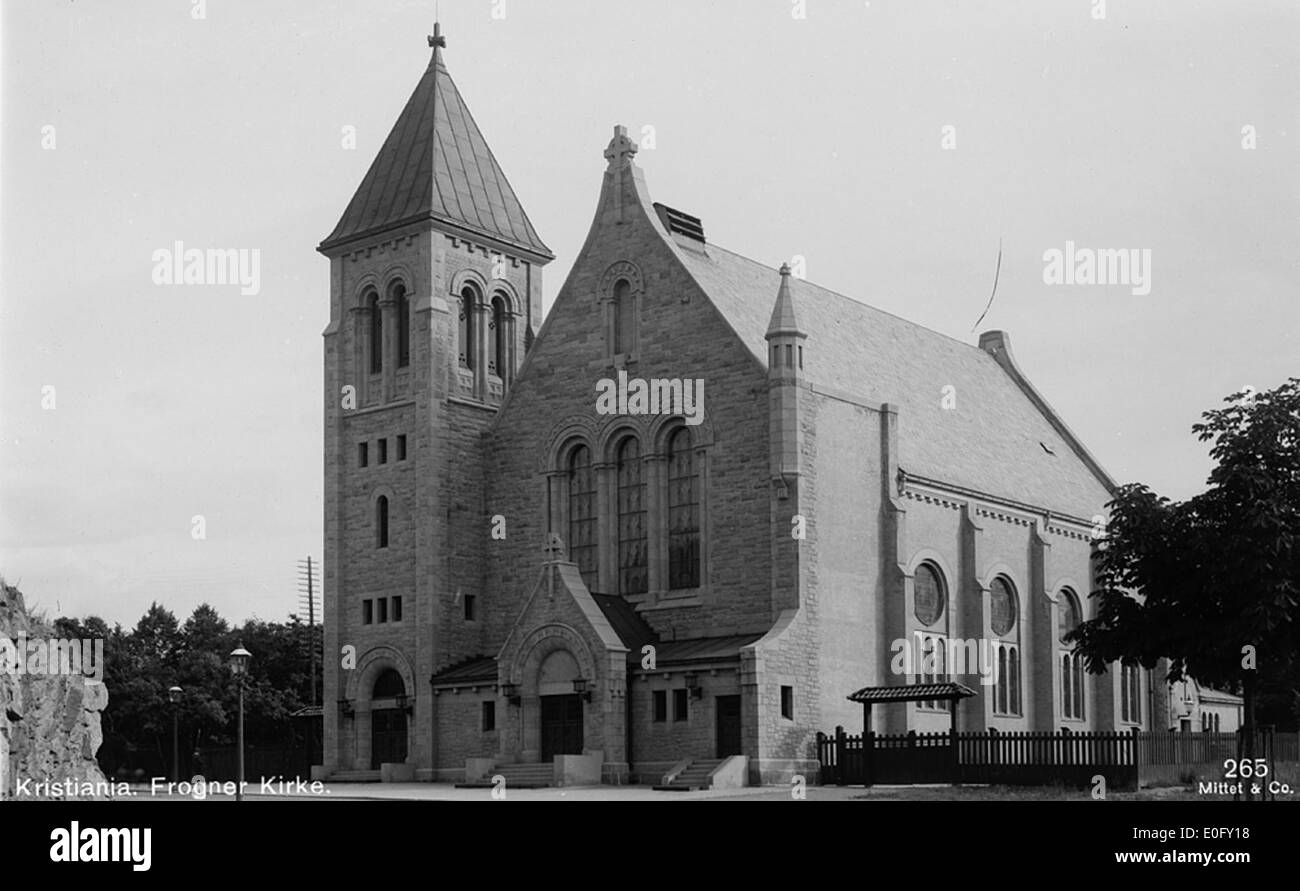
left=456, top=762, right=555, bottom=789
left=653, top=759, right=723, bottom=791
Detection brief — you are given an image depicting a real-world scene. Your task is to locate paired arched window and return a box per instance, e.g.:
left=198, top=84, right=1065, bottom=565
left=616, top=437, right=648, bottom=595
left=376, top=496, right=389, bottom=549
left=489, top=295, right=508, bottom=377
left=367, top=291, right=383, bottom=373
left=667, top=427, right=700, bottom=590
left=394, top=282, right=410, bottom=368
left=914, top=563, right=945, bottom=626
left=1059, top=589, right=1085, bottom=720
left=567, top=445, right=598, bottom=587
left=990, top=576, right=1020, bottom=716
left=613, top=278, right=635, bottom=355
left=458, top=285, right=477, bottom=370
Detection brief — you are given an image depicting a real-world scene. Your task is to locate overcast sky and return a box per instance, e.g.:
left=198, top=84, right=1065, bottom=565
left=2, top=0, right=1296, bottom=627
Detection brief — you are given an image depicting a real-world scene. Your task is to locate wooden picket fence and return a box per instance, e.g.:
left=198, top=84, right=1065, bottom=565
left=817, top=727, right=1298, bottom=788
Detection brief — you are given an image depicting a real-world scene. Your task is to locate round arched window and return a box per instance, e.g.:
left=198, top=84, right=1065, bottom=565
left=914, top=563, right=945, bottom=626
left=1058, top=589, right=1080, bottom=643
left=990, top=576, right=1017, bottom=636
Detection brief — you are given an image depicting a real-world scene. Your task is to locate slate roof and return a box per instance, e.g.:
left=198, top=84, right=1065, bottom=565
left=590, top=593, right=657, bottom=652
left=319, top=44, right=551, bottom=258
left=674, top=243, right=1115, bottom=517
left=429, top=654, right=497, bottom=686
left=847, top=682, right=978, bottom=704
left=646, top=634, right=764, bottom=666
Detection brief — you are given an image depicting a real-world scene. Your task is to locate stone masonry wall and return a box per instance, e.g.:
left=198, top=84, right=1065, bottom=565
left=0, top=583, right=109, bottom=799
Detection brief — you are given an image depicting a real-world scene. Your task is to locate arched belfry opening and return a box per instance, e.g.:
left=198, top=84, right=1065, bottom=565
left=370, top=668, right=408, bottom=769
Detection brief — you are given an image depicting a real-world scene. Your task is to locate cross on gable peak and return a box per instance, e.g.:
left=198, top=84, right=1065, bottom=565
left=604, top=124, right=638, bottom=170
left=543, top=532, right=566, bottom=560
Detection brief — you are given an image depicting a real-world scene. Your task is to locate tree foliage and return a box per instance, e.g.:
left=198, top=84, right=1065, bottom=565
left=1069, top=378, right=1300, bottom=732
left=55, top=602, right=321, bottom=777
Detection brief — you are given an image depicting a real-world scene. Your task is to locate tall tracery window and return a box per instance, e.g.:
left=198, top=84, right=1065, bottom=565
left=667, top=427, right=700, bottom=589
left=613, top=279, right=635, bottom=355
left=393, top=282, right=410, bottom=368
left=489, top=294, right=507, bottom=377
left=567, top=445, right=597, bottom=588
left=990, top=576, right=1020, bottom=715
left=616, top=437, right=647, bottom=595
left=458, top=285, right=477, bottom=370
left=367, top=291, right=382, bottom=373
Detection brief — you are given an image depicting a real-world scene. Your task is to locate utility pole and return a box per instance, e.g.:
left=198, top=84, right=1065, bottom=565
left=297, top=557, right=321, bottom=706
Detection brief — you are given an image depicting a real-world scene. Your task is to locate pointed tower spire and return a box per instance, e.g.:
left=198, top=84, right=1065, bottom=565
left=766, top=262, right=804, bottom=338
left=318, top=26, right=552, bottom=259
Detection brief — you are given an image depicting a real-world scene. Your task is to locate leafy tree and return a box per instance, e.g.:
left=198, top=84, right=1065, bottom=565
left=1070, top=379, right=1300, bottom=791
left=55, top=601, right=320, bottom=779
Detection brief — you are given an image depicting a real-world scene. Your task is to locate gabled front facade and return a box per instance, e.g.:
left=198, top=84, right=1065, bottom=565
left=321, top=30, right=1157, bottom=786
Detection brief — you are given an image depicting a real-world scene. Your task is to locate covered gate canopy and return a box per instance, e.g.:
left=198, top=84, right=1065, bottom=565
left=846, top=682, right=978, bottom=733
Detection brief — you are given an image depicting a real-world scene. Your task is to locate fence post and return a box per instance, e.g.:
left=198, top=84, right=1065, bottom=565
left=835, top=725, right=846, bottom=786
left=816, top=731, right=826, bottom=785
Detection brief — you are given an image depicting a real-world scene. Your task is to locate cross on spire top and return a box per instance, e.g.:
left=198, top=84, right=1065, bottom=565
left=428, top=22, right=446, bottom=49
left=604, top=124, right=638, bottom=170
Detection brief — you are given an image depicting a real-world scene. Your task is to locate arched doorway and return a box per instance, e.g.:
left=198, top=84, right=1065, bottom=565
left=370, top=668, right=408, bottom=769
left=537, top=650, right=583, bottom=760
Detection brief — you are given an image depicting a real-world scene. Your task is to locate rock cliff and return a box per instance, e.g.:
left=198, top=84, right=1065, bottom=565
left=0, top=582, right=110, bottom=799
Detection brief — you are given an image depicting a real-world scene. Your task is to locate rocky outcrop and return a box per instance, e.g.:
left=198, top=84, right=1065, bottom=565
left=0, top=583, right=110, bottom=799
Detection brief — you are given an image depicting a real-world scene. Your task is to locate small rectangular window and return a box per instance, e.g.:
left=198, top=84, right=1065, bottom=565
left=378, top=438, right=388, bottom=465
left=481, top=700, right=495, bottom=732
left=780, top=685, right=794, bottom=720
left=377, top=597, right=388, bottom=623
left=358, top=442, right=368, bottom=468
left=464, top=594, right=477, bottom=621
left=391, top=596, right=402, bottom=622
left=362, top=599, right=373, bottom=625
left=673, top=688, right=688, bottom=722
left=397, top=434, right=407, bottom=461
left=652, top=690, right=667, bottom=723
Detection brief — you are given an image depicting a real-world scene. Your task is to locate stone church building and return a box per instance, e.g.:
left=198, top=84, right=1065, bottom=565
left=318, top=29, right=1158, bottom=786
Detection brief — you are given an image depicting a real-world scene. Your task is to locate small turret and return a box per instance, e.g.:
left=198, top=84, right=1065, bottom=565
left=765, top=263, right=807, bottom=380
left=766, top=262, right=807, bottom=482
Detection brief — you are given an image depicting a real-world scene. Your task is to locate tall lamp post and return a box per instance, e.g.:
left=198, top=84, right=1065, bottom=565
left=229, top=643, right=252, bottom=802
left=167, top=686, right=183, bottom=782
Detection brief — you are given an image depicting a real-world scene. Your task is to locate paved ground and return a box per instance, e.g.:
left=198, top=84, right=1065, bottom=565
left=124, top=780, right=777, bottom=802
left=120, top=780, right=1266, bottom=802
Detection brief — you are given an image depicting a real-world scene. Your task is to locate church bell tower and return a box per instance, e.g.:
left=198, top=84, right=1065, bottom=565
left=317, top=23, right=552, bottom=778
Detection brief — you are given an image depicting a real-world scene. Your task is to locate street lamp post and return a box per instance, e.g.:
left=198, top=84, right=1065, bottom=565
left=229, top=643, right=252, bottom=802
left=167, top=686, right=183, bottom=782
